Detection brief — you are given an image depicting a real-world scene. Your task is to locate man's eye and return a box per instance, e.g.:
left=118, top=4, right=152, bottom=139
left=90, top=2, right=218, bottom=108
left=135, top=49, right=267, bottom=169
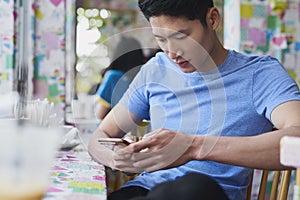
left=157, top=38, right=166, bottom=43
left=175, top=35, right=187, bottom=40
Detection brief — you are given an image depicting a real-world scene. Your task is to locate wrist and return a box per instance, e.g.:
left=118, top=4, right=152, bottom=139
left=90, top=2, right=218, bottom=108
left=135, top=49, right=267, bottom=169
left=190, top=135, right=204, bottom=161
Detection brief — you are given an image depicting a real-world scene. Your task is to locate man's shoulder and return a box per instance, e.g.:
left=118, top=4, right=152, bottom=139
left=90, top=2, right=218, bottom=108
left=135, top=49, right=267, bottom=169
left=227, top=50, right=280, bottom=70
left=230, top=50, right=278, bottom=63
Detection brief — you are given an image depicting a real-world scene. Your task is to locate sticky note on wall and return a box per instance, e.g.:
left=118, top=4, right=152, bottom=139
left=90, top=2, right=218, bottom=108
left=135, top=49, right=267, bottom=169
left=295, top=42, right=300, bottom=52
left=49, top=84, right=59, bottom=96
left=0, top=73, right=8, bottom=81
left=253, top=4, right=267, bottom=18
left=267, top=15, right=280, bottom=30
left=241, top=4, right=254, bottom=18
left=271, top=1, right=287, bottom=14
left=248, top=28, right=266, bottom=46
left=6, top=55, right=13, bottom=69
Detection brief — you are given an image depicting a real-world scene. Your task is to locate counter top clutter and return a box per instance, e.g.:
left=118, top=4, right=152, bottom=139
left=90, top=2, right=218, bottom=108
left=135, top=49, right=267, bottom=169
left=44, top=146, right=107, bottom=200
left=0, top=119, right=106, bottom=200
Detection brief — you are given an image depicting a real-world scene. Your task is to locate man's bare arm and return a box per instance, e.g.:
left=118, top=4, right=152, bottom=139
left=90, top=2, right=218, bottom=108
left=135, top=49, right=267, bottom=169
left=193, top=100, right=300, bottom=170
left=88, top=103, right=142, bottom=169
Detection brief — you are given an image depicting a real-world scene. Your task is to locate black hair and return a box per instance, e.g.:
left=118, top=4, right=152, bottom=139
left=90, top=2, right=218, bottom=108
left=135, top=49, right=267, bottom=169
left=101, top=36, right=145, bottom=82
left=138, top=0, right=214, bottom=27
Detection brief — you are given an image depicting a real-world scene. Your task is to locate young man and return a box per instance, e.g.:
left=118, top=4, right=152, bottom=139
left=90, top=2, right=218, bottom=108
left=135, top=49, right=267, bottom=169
left=88, top=0, right=300, bottom=199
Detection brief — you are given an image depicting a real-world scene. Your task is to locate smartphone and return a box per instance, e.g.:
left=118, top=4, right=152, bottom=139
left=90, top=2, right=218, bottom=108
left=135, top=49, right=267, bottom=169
left=98, top=138, right=125, bottom=143
left=98, top=137, right=135, bottom=145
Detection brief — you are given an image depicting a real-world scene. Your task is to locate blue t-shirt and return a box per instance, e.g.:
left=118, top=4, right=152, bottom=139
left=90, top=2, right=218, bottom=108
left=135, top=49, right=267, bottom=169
left=120, top=51, right=300, bottom=200
left=96, top=69, right=130, bottom=108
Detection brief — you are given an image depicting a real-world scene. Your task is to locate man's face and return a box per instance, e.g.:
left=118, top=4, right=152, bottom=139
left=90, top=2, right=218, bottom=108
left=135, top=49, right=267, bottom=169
left=149, top=15, right=216, bottom=73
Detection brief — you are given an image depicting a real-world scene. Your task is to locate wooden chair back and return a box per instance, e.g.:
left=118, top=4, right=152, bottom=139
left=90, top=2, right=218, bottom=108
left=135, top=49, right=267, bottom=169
left=247, top=169, right=292, bottom=200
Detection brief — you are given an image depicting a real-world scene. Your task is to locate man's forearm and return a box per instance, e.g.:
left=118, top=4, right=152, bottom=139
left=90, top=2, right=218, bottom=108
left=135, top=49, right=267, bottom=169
left=88, top=129, right=116, bottom=169
left=192, top=126, right=300, bottom=170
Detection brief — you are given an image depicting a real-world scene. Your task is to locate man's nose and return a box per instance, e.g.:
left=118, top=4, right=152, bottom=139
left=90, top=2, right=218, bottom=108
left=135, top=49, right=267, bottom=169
left=168, top=50, right=178, bottom=60
left=167, top=48, right=183, bottom=61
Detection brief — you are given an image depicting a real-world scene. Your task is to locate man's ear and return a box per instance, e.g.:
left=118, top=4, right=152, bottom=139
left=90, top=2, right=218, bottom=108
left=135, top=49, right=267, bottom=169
left=206, top=7, right=220, bottom=30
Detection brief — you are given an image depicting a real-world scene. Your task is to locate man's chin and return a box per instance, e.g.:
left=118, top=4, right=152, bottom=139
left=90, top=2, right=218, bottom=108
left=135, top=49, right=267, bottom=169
left=180, top=67, right=197, bottom=73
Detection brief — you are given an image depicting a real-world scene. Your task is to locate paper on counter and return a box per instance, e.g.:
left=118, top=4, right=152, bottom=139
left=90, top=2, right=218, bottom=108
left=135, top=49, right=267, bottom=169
left=60, top=127, right=80, bottom=150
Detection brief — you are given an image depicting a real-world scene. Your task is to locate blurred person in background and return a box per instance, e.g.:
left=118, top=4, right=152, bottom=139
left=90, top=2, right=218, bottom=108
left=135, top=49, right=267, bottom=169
left=95, top=36, right=145, bottom=120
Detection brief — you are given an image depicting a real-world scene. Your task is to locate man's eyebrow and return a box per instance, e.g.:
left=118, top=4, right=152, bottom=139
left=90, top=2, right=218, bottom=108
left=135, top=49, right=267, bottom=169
left=153, top=29, right=188, bottom=39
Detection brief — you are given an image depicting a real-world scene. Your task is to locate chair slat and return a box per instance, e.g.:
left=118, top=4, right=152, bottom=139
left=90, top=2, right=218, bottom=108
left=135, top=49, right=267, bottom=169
left=270, top=171, right=280, bottom=200
left=278, top=170, right=291, bottom=200
left=247, top=169, right=292, bottom=200
left=258, top=170, right=269, bottom=200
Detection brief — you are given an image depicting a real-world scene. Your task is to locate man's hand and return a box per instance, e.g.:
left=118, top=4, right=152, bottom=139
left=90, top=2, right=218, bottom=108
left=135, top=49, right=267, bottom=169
left=111, top=142, right=144, bottom=173
left=113, top=129, right=196, bottom=172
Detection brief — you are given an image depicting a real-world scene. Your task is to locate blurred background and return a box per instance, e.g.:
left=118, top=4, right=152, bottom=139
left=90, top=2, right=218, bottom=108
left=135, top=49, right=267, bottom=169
left=0, top=0, right=299, bottom=124
left=1, top=0, right=300, bottom=197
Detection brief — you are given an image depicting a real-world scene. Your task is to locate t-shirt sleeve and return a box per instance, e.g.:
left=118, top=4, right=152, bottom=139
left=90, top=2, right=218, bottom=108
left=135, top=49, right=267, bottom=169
left=253, top=56, right=300, bottom=121
left=96, top=71, right=121, bottom=108
left=119, top=64, right=150, bottom=120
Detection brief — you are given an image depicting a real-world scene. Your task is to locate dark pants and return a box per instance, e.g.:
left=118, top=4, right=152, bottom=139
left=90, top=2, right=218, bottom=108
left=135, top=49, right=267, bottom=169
left=108, top=173, right=229, bottom=200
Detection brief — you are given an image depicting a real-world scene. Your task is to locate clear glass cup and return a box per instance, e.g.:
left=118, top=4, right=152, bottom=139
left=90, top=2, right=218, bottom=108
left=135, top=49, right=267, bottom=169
left=0, top=119, right=61, bottom=200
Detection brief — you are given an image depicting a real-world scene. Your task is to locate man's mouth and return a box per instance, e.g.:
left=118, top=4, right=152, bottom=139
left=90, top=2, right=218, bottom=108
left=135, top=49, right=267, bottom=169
left=177, top=60, right=190, bottom=68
